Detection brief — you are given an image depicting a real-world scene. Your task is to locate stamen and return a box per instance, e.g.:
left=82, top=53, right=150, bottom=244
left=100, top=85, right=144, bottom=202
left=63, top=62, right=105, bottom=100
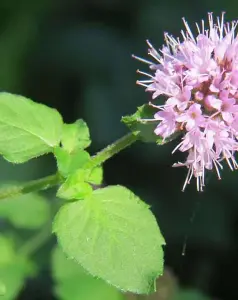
left=148, top=50, right=163, bottom=64
left=182, top=167, right=192, bottom=191
left=146, top=40, right=160, bottom=57
left=182, top=17, right=196, bottom=42
left=132, top=54, right=153, bottom=65
left=136, top=81, right=149, bottom=88
left=136, top=69, right=154, bottom=78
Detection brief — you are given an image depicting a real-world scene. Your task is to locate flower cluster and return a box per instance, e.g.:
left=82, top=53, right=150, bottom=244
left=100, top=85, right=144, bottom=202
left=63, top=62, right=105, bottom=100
left=134, top=13, right=238, bottom=191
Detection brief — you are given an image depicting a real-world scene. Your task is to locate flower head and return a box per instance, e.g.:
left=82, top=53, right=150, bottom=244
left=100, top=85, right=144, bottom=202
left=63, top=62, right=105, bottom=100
left=134, top=12, right=238, bottom=191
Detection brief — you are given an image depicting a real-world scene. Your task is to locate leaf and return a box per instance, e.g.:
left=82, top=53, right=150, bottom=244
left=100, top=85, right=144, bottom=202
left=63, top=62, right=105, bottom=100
left=0, top=258, right=33, bottom=300
left=52, top=247, right=85, bottom=281
left=122, top=104, right=181, bottom=144
left=0, top=236, right=15, bottom=266
left=87, top=166, right=103, bottom=185
left=56, top=165, right=102, bottom=200
left=122, top=104, right=161, bottom=143
left=55, top=276, right=125, bottom=300
left=57, top=169, right=93, bottom=200
left=0, top=92, right=63, bottom=163
left=0, top=280, right=6, bottom=296
left=53, top=185, right=165, bottom=294
left=61, top=120, right=91, bottom=153
left=54, top=147, right=91, bottom=178
left=52, top=247, right=124, bottom=300
left=0, top=235, right=35, bottom=300
left=0, top=193, right=50, bottom=229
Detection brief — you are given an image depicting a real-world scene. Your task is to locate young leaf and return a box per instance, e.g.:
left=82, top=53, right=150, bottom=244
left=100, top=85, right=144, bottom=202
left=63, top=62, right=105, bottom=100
left=0, top=193, right=50, bottom=229
left=54, top=147, right=91, bottom=178
left=57, top=181, right=92, bottom=201
left=52, top=247, right=124, bottom=300
left=0, top=92, right=63, bottom=163
left=122, top=104, right=181, bottom=145
left=61, top=120, right=91, bottom=153
left=56, top=165, right=103, bottom=200
left=122, top=104, right=161, bottom=143
left=87, top=166, right=103, bottom=185
left=57, top=169, right=93, bottom=200
left=53, top=185, right=165, bottom=294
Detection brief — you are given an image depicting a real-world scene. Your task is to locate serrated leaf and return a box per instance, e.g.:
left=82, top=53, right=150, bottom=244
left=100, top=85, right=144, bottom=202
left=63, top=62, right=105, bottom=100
left=52, top=247, right=85, bottom=281
left=0, top=236, right=15, bottom=266
left=53, top=185, right=165, bottom=294
left=54, top=147, right=91, bottom=178
left=52, top=247, right=124, bottom=300
left=122, top=104, right=181, bottom=145
left=0, top=193, right=50, bottom=229
left=55, top=275, right=124, bottom=300
left=0, top=92, right=63, bottom=163
left=61, top=120, right=91, bottom=153
left=57, top=169, right=93, bottom=200
left=122, top=104, right=162, bottom=143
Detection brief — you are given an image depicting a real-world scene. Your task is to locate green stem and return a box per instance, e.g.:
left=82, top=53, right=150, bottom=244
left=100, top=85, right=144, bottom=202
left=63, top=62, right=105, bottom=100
left=18, top=225, right=51, bottom=257
left=0, top=173, right=62, bottom=201
left=88, top=132, right=138, bottom=169
left=0, top=133, right=138, bottom=201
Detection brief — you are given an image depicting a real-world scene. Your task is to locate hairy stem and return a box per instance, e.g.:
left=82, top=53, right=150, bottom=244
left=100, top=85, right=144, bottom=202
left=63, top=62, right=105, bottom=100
left=88, top=132, right=138, bottom=169
left=0, top=173, right=62, bottom=201
left=0, top=133, right=138, bottom=200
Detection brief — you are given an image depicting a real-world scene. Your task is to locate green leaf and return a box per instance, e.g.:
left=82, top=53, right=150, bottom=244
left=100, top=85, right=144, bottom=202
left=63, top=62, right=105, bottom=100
left=56, top=165, right=103, bottom=200
left=0, top=92, right=63, bottom=163
left=52, top=247, right=124, bottom=300
left=122, top=104, right=161, bottom=143
left=53, top=185, right=165, bottom=294
left=54, top=147, right=91, bottom=178
left=0, top=193, right=50, bottom=229
left=0, top=236, right=15, bottom=266
left=61, top=120, right=91, bottom=153
left=87, top=166, right=103, bottom=185
left=122, top=104, right=181, bottom=144
left=52, top=247, right=85, bottom=281
left=0, top=258, right=33, bottom=300
left=55, top=276, right=124, bottom=300
left=0, top=280, right=6, bottom=296
left=0, top=235, right=35, bottom=300
left=57, top=169, right=93, bottom=200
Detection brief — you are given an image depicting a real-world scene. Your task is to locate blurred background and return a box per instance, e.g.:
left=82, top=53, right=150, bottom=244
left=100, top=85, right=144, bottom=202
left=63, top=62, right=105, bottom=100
left=0, top=0, right=238, bottom=299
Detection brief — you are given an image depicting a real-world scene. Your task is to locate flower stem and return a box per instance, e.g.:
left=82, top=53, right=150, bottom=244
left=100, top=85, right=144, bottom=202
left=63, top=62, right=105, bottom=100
left=0, top=133, right=138, bottom=201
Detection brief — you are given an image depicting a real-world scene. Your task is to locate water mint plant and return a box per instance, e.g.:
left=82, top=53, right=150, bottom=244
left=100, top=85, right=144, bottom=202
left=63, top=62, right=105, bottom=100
left=0, top=12, right=237, bottom=300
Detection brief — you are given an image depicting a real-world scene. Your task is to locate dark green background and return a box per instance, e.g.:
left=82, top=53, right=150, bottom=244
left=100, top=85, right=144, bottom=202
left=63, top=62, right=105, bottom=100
left=0, top=1, right=237, bottom=299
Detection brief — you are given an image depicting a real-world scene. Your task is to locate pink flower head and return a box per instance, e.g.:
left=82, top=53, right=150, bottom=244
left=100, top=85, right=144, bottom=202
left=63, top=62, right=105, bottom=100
left=134, top=12, right=238, bottom=191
